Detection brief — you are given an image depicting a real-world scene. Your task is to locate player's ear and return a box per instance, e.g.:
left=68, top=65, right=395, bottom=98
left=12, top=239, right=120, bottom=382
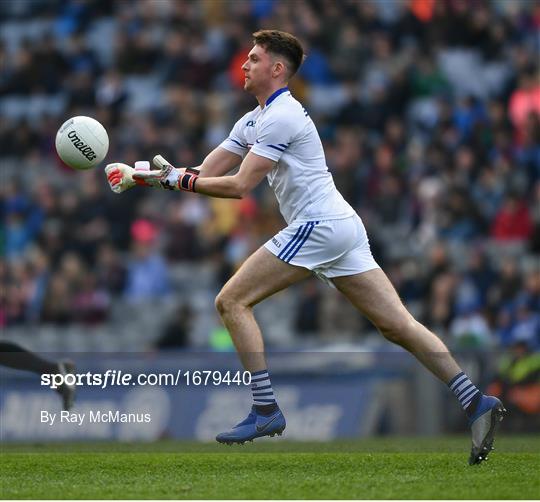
left=272, top=61, right=286, bottom=79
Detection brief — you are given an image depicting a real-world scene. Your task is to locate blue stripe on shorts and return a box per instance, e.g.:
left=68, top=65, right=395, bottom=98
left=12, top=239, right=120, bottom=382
left=278, top=221, right=319, bottom=263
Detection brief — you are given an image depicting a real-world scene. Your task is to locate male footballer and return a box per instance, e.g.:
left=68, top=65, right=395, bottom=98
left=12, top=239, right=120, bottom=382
left=105, top=30, right=505, bottom=464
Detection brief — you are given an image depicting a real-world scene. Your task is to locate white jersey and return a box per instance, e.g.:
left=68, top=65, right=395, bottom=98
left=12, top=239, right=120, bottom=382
left=220, top=87, right=355, bottom=224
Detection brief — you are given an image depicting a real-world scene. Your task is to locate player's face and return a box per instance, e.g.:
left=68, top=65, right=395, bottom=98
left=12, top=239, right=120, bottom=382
left=242, top=45, right=275, bottom=94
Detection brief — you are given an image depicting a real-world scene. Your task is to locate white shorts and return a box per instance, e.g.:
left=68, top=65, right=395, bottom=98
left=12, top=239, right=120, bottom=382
left=264, top=214, right=380, bottom=285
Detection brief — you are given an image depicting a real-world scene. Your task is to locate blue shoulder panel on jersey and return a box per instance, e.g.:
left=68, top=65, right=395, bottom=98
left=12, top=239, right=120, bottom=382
left=265, top=87, right=289, bottom=107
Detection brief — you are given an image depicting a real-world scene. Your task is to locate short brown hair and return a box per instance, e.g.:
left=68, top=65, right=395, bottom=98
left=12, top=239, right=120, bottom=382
left=252, top=30, right=305, bottom=78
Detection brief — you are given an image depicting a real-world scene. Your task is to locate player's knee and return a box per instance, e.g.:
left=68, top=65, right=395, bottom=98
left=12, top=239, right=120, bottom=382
left=214, top=291, right=229, bottom=316
left=377, top=312, right=416, bottom=345
left=215, top=290, right=242, bottom=316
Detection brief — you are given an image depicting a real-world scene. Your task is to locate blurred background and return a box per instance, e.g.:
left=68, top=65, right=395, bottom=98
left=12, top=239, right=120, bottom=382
left=0, top=0, right=538, bottom=441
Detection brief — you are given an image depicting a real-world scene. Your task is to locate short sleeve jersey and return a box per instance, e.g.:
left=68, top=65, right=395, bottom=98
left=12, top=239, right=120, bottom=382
left=219, top=87, right=355, bottom=224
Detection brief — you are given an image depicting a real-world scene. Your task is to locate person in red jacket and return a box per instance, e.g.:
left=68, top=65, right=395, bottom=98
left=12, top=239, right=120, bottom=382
left=491, top=194, right=533, bottom=241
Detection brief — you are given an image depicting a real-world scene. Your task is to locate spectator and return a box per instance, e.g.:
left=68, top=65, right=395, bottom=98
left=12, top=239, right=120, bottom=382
left=95, top=242, right=126, bottom=295
left=72, top=272, right=110, bottom=325
left=155, top=303, right=194, bottom=349
left=2, top=181, right=43, bottom=261
left=508, top=70, right=540, bottom=146
left=41, top=273, right=73, bottom=325
left=124, top=220, right=170, bottom=303
left=491, top=194, right=533, bottom=242
left=491, top=256, right=523, bottom=309
left=294, top=280, right=322, bottom=336
left=449, top=301, right=493, bottom=349
left=487, top=340, right=540, bottom=432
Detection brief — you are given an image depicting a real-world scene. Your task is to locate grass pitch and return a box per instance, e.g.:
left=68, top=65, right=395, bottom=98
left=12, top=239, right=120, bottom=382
left=1, top=436, right=538, bottom=499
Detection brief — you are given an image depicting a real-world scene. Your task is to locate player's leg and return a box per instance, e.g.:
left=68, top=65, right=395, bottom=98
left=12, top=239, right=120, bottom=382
left=214, top=246, right=311, bottom=444
left=0, top=341, right=60, bottom=374
left=215, top=246, right=311, bottom=371
left=333, top=269, right=462, bottom=381
left=0, top=341, right=76, bottom=410
left=332, top=268, right=505, bottom=464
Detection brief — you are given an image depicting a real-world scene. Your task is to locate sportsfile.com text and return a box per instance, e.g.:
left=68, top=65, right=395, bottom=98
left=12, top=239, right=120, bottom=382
left=41, top=370, right=251, bottom=389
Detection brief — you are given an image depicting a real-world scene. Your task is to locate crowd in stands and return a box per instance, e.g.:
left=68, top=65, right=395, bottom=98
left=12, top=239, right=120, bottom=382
left=1, top=0, right=539, bottom=353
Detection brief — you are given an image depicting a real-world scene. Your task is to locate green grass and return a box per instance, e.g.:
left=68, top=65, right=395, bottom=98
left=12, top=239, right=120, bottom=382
left=1, top=436, right=538, bottom=499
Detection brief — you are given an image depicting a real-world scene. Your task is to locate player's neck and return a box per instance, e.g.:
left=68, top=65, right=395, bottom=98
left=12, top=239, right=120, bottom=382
left=256, top=84, right=289, bottom=109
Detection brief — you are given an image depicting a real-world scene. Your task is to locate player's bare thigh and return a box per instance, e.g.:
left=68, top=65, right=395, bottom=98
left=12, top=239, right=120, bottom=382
left=217, top=246, right=312, bottom=309
left=331, top=268, right=413, bottom=334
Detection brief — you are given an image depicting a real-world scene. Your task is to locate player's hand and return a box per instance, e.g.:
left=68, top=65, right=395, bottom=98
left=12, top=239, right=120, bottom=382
left=132, top=155, right=199, bottom=191
left=105, top=162, right=137, bottom=194
left=132, top=157, right=181, bottom=190
left=105, top=161, right=153, bottom=193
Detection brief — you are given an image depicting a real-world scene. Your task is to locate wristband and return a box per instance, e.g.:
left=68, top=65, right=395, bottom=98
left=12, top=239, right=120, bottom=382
left=177, top=168, right=200, bottom=192
left=134, top=160, right=151, bottom=187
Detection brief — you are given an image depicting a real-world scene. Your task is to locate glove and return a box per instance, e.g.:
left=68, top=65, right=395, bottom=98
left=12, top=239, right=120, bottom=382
left=105, top=161, right=154, bottom=194
left=132, top=155, right=199, bottom=192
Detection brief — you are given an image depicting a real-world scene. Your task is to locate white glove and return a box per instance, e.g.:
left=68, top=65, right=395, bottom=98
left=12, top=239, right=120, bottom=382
left=131, top=155, right=180, bottom=190
left=105, top=161, right=153, bottom=194
left=132, top=155, right=198, bottom=192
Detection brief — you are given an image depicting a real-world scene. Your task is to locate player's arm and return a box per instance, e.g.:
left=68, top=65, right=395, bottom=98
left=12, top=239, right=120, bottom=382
left=105, top=112, right=250, bottom=194
left=130, top=152, right=273, bottom=199
left=104, top=146, right=241, bottom=194
left=196, top=146, right=242, bottom=178
left=195, top=152, right=274, bottom=198
left=125, top=111, right=293, bottom=197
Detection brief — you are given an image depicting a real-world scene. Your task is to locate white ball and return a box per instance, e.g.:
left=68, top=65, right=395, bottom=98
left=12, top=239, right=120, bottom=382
left=55, top=116, right=109, bottom=170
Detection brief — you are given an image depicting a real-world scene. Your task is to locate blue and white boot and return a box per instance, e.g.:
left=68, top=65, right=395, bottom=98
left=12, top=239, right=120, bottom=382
left=216, top=406, right=286, bottom=445
left=468, top=395, right=506, bottom=465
